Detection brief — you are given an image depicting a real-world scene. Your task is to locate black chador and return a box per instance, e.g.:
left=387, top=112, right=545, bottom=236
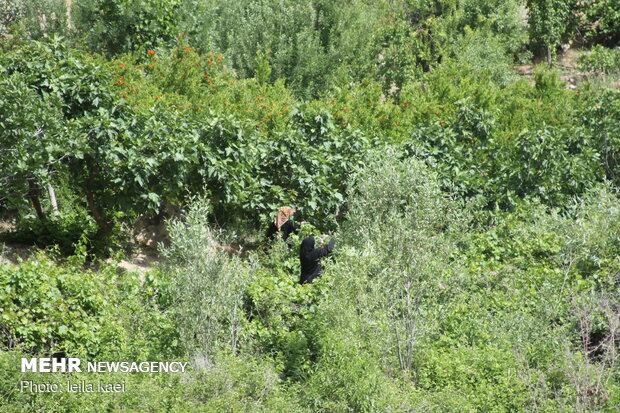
left=299, top=237, right=335, bottom=284
left=266, top=219, right=299, bottom=241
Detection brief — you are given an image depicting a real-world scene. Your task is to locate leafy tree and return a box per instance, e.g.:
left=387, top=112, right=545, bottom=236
left=526, top=0, right=577, bottom=62
left=581, top=0, right=620, bottom=45
left=0, top=38, right=196, bottom=237
left=0, top=74, right=63, bottom=220
left=74, top=0, right=182, bottom=55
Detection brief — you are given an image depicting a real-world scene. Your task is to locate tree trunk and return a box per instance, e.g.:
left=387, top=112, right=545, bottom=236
left=48, top=184, right=59, bottom=217
left=66, top=0, right=73, bottom=30
left=27, top=179, right=47, bottom=221
left=84, top=160, right=112, bottom=238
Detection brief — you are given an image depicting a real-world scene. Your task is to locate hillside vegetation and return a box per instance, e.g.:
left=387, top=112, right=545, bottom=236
left=1, top=1, right=620, bottom=411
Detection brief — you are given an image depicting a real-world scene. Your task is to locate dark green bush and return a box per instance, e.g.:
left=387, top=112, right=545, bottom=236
left=74, top=0, right=182, bottom=55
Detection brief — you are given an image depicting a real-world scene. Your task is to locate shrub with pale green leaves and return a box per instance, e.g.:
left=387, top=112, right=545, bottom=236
left=162, top=199, right=252, bottom=364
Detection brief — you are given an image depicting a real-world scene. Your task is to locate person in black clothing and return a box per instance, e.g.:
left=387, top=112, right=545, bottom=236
left=266, top=206, right=300, bottom=241
left=299, top=236, right=335, bottom=284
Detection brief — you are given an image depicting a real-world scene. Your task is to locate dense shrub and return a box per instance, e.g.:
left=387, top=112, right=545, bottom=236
left=579, top=45, right=620, bottom=74
left=0, top=252, right=179, bottom=359
left=579, top=88, right=620, bottom=187
left=162, top=200, right=251, bottom=363
left=3, top=2, right=620, bottom=410
left=527, top=0, right=577, bottom=58
left=74, top=0, right=182, bottom=55
left=581, top=0, right=620, bottom=45
left=1, top=37, right=371, bottom=245
left=176, top=0, right=385, bottom=97
left=0, top=0, right=71, bottom=39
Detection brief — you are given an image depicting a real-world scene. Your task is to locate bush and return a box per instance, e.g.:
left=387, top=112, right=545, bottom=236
left=0, top=213, right=97, bottom=255
left=581, top=0, right=620, bottom=45
left=182, top=352, right=304, bottom=412
left=579, top=88, right=620, bottom=187
left=162, top=199, right=251, bottom=364
left=0, top=252, right=180, bottom=359
left=579, top=46, right=620, bottom=74
left=0, top=0, right=71, bottom=39
left=74, top=0, right=182, bottom=55
left=452, top=29, right=516, bottom=86
left=176, top=0, right=385, bottom=97
left=301, top=328, right=404, bottom=412
left=404, top=69, right=603, bottom=213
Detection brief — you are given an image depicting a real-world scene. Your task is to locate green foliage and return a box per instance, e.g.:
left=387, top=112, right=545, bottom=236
left=181, top=352, right=305, bottom=412
left=0, top=253, right=105, bottom=356
left=3, top=3, right=620, bottom=411
left=1, top=37, right=374, bottom=243
left=75, top=0, right=181, bottom=55
left=404, top=67, right=604, bottom=214
left=416, top=343, right=530, bottom=410
left=491, top=125, right=600, bottom=208
left=452, top=29, right=516, bottom=86
left=177, top=0, right=385, bottom=97
left=0, top=0, right=71, bottom=39
left=0, top=73, right=64, bottom=213
left=0, top=212, right=97, bottom=255
left=373, top=18, right=430, bottom=94
left=301, top=328, right=404, bottom=412
left=162, top=199, right=251, bottom=363
left=341, top=150, right=464, bottom=373
left=455, top=190, right=620, bottom=410
left=579, top=88, right=620, bottom=187
left=0, top=0, right=24, bottom=35
left=0, top=37, right=143, bottom=237
left=343, top=148, right=464, bottom=246
left=579, top=45, right=620, bottom=74
left=0, top=252, right=180, bottom=359
left=526, top=0, right=577, bottom=57
left=581, top=0, right=620, bottom=44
